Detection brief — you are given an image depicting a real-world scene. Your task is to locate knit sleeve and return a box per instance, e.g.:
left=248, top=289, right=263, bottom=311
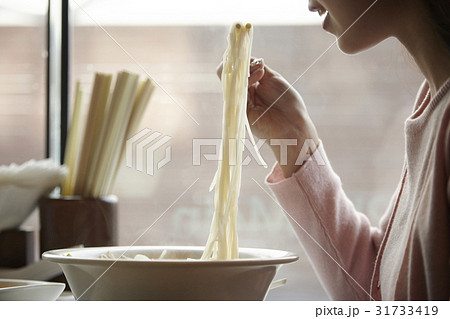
left=265, top=142, right=388, bottom=300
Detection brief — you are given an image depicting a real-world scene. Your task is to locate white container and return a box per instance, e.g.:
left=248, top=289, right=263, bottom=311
left=0, top=278, right=65, bottom=301
left=42, top=246, right=298, bottom=301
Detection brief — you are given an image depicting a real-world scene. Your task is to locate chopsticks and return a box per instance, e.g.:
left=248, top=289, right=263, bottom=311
left=61, top=81, right=83, bottom=196
left=62, top=71, right=155, bottom=197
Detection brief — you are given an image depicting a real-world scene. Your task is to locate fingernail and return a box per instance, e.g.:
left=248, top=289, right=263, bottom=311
left=250, top=58, right=263, bottom=67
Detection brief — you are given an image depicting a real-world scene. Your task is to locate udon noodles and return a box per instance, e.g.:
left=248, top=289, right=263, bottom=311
left=201, top=23, right=264, bottom=260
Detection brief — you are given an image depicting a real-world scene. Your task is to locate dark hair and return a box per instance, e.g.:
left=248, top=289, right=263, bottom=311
left=426, top=0, right=450, bottom=51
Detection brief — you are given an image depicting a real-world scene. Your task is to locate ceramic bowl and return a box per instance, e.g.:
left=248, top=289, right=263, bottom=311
left=0, top=278, right=65, bottom=301
left=42, top=246, right=298, bottom=300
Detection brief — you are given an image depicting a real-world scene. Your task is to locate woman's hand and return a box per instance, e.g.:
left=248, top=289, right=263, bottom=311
left=217, top=58, right=320, bottom=177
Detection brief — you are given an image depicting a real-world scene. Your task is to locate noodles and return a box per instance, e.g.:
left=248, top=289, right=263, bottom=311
left=201, top=23, right=262, bottom=260
left=99, top=250, right=165, bottom=260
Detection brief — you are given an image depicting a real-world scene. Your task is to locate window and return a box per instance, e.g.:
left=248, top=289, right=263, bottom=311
left=0, top=0, right=47, bottom=165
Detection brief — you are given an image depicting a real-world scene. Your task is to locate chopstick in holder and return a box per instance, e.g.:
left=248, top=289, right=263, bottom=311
left=82, top=75, right=114, bottom=197
left=73, top=73, right=112, bottom=196
left=107, top=78, right=156, bottom=194
left=68, top=71, right=155, bottom=198
left=91, top=71, right=139, bottom=197
left=125, top=79, right=156, bottom=147
left=62, top=81, right=83, bottom=196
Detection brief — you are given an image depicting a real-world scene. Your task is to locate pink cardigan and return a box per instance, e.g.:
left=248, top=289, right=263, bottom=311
left=266, top=79, right=450, bottom=300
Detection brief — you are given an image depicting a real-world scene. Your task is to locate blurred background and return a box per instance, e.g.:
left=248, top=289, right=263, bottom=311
left=0, top=0, right=423, bottom=300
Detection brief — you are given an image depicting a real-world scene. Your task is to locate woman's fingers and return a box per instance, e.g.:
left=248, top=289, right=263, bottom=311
left=216, top=57, right=266, bottom=86
left=249, top=67, right=265, bottom=86
left=250, top=57, right=263, bottom=69
left=258, top=63, right=280, bottom=81
left=249, top=58, right=265, bottom=86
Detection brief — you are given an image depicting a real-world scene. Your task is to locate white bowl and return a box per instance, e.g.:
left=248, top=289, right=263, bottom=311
left=0, top=278, right=65, bottom=301
left=42, top=246, right=298, bottom=300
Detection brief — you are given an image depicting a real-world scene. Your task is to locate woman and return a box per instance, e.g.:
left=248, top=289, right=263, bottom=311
left=243, top=0, right=449, bottom=300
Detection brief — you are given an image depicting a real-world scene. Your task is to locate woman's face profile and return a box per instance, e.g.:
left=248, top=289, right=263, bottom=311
left=309, top=0, right=400, bottom=54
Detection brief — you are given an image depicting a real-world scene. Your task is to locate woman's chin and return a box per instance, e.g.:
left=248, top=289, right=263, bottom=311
left=337, top=37, right=372, bottom=55
left=337, top=43, right=361, bottom=55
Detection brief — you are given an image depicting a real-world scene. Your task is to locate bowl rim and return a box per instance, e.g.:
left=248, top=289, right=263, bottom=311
left=0, top=278, right=65, bottom=292
left=42, top=246, right=299, bottom=267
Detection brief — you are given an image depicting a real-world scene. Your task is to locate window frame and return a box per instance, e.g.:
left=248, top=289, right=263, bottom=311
left=46, top=0, right=70, bottom=164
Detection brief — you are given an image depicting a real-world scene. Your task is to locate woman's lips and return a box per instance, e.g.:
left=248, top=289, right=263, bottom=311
left=308, top=2, right=329, bottom=31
